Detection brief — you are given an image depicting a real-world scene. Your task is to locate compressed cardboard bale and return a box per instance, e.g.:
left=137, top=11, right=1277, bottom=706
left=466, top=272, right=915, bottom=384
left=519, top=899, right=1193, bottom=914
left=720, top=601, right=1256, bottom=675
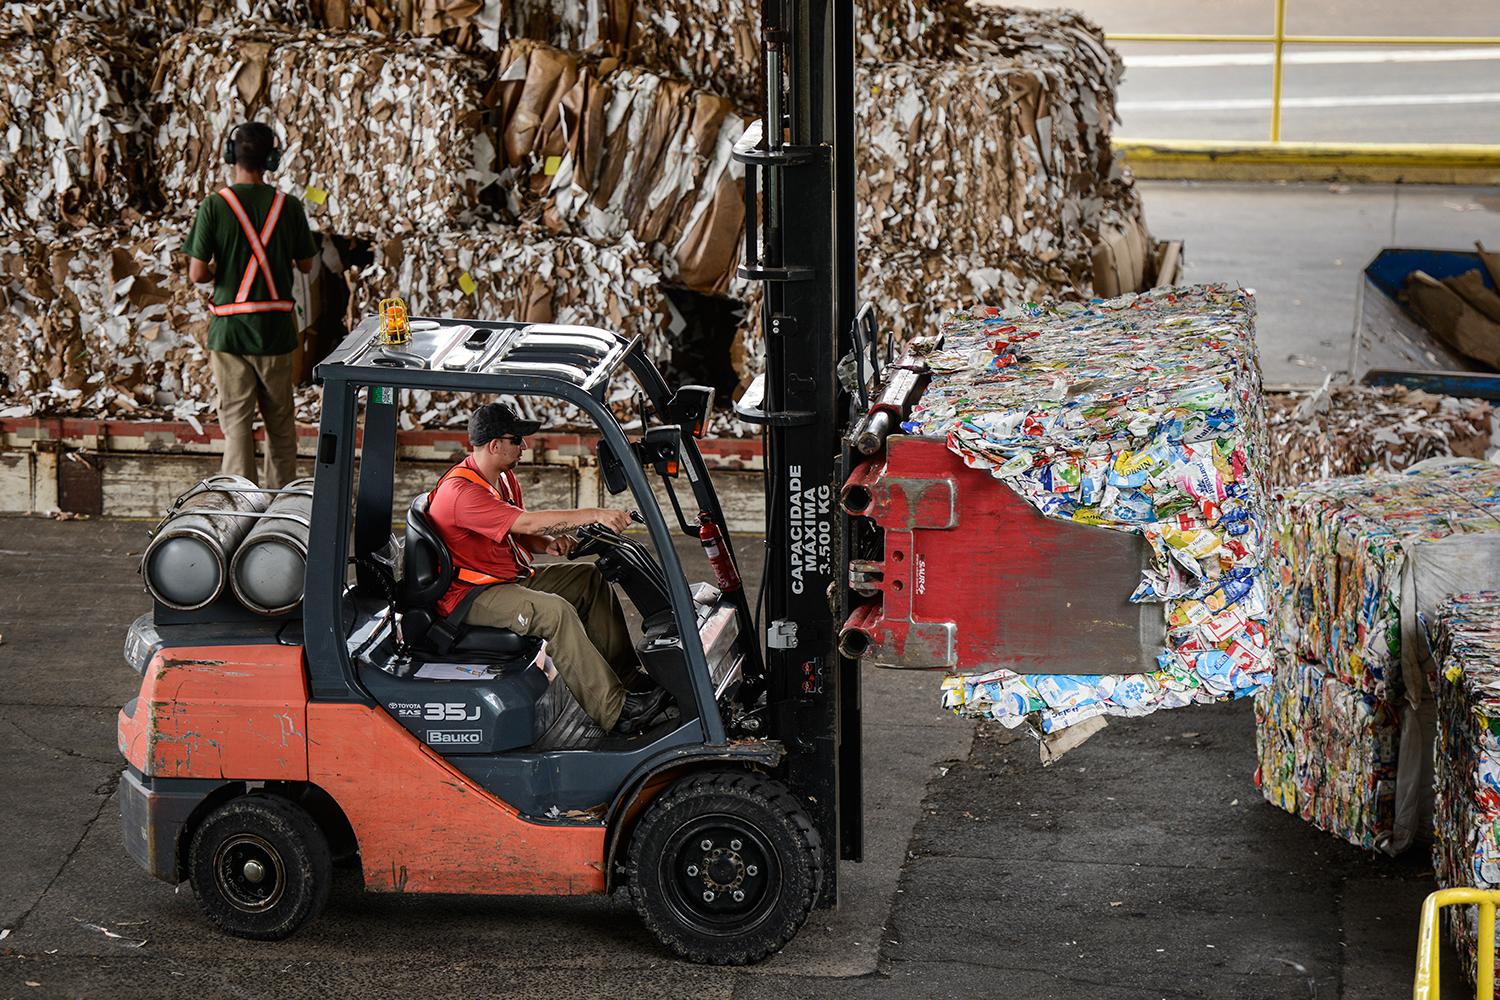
left=0, top=218, right=220, bottom=423
left=340, top=224, right=675, bottom=428
left=149, top=26, right=500, bottom=238
left=508, top=0, right=968, bottom=110
left=488, top=39, right=747, bottom=296
left=1260, top=461, right=1500, bottom=853
left=0, top=16, right=155, bottom=232
left=1432, top=592, right=1500, bottom=991
left=858, top=13, right=1131, bottom=260
left=1267, top=382, right=1496, bottom=484
left=886, top=286, right=1274, bottom=734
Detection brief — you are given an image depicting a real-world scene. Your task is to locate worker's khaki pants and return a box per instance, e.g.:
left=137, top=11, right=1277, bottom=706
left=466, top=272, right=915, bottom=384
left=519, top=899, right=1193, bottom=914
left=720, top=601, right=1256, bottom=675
left=463, top=563, right=635, bottom=730
left=211, top=350, right=299, bottom=489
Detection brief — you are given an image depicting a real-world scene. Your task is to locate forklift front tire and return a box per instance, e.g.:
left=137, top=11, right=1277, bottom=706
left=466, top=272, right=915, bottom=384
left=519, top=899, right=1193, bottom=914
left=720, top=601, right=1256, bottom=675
left=627, top=771, right=823, bottom=965
left=187, top=794, right=333, bottom=941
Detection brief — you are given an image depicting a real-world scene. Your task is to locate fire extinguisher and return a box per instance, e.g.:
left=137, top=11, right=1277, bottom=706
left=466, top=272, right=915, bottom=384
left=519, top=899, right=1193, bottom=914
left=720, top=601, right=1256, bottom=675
left=697, top=512, right=742, bottom=594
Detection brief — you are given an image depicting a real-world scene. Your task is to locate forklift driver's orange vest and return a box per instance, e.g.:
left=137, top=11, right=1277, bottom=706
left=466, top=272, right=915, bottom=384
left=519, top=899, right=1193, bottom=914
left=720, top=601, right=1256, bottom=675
left=211, top=187, right=296, bottom=317
left=430, top=463, right=535, bottom=585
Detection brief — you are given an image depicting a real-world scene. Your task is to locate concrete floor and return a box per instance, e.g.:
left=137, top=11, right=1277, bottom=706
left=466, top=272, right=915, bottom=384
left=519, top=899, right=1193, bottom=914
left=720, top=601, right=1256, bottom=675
left=1137, top=180, right=1500, bottom=390
left=0, top=514, right=1467, bottom=998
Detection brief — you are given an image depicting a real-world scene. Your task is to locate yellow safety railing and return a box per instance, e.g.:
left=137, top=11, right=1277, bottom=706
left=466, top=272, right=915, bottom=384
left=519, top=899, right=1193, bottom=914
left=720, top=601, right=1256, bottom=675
left=1106, top=0, right=1500, bottom=182
left=1413, top=888, right=1497, bottom=1000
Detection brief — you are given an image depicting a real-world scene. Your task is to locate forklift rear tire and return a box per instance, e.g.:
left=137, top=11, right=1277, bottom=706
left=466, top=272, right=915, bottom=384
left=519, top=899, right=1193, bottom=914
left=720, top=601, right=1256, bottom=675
left=187, top=794, right=333, bottom=941
left=627, top=771, right=823, bottom=965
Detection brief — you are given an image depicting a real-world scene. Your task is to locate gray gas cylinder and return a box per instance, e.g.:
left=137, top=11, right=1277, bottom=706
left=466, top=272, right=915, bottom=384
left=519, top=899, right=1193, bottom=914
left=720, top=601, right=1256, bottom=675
left=142, top=476, right=269, bottom=611
left=229, top=478, right=314, bottom=616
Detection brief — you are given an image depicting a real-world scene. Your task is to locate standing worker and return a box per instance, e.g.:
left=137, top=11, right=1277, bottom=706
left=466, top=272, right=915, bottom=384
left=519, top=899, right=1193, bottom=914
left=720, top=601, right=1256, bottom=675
left=183, top=122, right=317, bottom=489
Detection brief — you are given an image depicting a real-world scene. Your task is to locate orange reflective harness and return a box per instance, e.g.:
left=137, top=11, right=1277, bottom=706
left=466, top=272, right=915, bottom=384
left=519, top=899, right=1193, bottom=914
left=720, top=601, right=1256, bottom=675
left=211, top=187, right=295, bottom=317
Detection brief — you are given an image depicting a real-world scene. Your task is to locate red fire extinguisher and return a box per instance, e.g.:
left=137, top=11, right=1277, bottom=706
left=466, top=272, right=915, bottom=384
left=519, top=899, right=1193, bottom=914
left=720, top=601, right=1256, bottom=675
left=697, top=512, right=742, bottom=594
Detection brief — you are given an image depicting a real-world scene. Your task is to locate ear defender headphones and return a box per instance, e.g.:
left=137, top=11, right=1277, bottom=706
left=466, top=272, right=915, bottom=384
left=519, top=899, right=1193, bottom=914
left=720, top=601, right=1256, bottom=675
left=222, top=122, right=283, bottom=172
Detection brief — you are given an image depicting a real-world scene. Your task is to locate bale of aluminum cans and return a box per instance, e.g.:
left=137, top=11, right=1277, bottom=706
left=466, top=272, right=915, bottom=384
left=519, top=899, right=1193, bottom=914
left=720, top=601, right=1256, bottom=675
left=1432, top=591, right=1500, bottom=992
left=1258, top=460, right=1500, bottom=853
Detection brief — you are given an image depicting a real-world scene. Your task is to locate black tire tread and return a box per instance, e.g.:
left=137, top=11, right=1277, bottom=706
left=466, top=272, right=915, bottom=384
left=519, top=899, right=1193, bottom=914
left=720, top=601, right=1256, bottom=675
left=187, top=793, right=332, bottom=941
left=627, top=770, right=824, bottom=965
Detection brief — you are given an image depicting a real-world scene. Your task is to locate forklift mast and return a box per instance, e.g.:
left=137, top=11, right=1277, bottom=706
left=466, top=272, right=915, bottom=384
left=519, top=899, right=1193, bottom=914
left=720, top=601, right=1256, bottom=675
left=733, top=0, right=862, bottom=902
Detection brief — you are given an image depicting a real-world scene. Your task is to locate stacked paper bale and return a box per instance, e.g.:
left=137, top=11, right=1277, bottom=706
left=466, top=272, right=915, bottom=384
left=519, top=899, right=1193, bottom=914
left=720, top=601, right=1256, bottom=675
left=1257, top=461, right=1500, bottom=853
left=488, top=39, right=747, bottom=296
left=731, top=9, right=1145, bottom=392
left=149, top=26, right=500, bottom=236
left=0, top=15, right=155, bottom=232
left=1432, top=592, right=1500, bottom=990
left=881, top=285, right=1273, bottom=735
left=0, top=220, right=222, bottom=424
left=1266, top=382, right=1496, bottom=484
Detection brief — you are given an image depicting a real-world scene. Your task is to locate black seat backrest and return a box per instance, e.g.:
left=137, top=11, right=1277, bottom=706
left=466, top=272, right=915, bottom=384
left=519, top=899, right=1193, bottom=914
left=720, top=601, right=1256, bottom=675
left=404, top=493, right=454, bottom=610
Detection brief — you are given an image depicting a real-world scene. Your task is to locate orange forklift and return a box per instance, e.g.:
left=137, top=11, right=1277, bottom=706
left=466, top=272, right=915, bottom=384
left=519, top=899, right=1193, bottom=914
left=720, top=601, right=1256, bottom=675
left=119, top=0, right=868, bottom=965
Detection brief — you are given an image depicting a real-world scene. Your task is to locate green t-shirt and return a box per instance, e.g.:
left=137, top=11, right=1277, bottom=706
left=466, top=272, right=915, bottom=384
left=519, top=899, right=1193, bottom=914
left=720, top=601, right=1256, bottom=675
left=183, top=184, right=318, bottom=356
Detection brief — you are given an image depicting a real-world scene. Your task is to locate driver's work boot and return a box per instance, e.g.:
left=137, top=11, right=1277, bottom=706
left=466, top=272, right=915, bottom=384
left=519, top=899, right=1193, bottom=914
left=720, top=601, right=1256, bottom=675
left=614, top=687, right=669, bottom=734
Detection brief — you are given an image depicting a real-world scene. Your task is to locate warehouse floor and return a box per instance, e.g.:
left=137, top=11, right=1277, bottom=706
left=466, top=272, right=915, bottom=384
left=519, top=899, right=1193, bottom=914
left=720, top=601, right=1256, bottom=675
left=0, top=515, right=1466, bottom=998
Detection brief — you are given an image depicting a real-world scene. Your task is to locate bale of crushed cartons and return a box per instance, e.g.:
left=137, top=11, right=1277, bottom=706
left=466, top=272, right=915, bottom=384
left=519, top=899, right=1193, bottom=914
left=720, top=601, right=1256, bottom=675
left=1432, top=591, right=1500, bottom=991
left=1266, top=382, right=1496, bottom=484
left=1257, top=460, right=1500, bottom=853
left=0, top=16, right=155, bottom=232
left=488, top=39, right=746, bottom=296
left=913, top=285, right=1274, bottom=734
left=149, top=26, right=499, bottom=237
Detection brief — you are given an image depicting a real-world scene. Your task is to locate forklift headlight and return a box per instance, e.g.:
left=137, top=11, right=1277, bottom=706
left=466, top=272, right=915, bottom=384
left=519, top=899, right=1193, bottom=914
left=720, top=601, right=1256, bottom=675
left=124, top=613, right=162, bottom=676
left=669, top=385, right=716, bottom=438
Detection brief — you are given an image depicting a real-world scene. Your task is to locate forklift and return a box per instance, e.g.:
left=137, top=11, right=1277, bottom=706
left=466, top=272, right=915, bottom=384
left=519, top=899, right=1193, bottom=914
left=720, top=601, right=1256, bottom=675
left=118, top=0, right=867, bottom=963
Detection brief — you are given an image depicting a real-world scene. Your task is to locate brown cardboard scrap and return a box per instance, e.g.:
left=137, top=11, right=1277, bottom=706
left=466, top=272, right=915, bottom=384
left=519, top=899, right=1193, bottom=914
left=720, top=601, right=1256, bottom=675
left=150, top=26, right=498, bottom=239
left=1405, top=270, right=1500, bottom=370
left=1266, top=383, right=1496, bottom=484
left=1444, top=268, right=1500, bottom=326
left=0, top=16, right=155, bottom=233
left=488, top=39, right=747, bottom=296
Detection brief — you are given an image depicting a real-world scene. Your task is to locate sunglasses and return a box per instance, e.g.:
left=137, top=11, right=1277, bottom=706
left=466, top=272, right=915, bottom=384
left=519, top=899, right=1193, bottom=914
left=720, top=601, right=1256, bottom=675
left=495, top=434, right=527, bottom=446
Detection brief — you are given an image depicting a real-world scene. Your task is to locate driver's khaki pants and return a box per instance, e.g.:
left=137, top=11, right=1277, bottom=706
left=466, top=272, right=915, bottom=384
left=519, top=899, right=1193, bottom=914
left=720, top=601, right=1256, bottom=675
left=462, top=563, right=635, bottom=730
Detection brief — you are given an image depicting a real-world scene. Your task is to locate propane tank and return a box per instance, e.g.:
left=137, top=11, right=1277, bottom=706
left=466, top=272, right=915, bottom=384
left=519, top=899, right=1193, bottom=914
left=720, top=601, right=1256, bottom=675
left=230, top=478, right=314, bottom=615
left=697, top=512, right=742, bottom=594
left=141, top=476, right=269, bottom=611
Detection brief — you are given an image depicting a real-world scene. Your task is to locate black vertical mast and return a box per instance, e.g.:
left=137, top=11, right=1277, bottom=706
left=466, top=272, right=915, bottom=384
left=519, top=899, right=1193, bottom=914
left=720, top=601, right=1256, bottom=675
left=733, top=0, right=861, bottom=904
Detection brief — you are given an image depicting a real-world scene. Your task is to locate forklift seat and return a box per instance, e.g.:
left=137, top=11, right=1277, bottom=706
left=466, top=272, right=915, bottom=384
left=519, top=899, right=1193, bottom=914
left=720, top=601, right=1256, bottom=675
left=402, top=494, right=538, bottom=657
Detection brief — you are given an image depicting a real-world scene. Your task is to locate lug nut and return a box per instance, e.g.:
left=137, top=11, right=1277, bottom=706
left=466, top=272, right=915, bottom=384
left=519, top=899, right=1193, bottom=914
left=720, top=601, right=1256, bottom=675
left=686, top=865, right=699, bottom=876
left=702, top=890, right=715, bottom=902
left=700, top=839, right=713, bottom=851
left=746, top=865, right=758, bottom=876
left=730, top=839, right=742, bottom=851
left=733, top=890, right=745, bottom=902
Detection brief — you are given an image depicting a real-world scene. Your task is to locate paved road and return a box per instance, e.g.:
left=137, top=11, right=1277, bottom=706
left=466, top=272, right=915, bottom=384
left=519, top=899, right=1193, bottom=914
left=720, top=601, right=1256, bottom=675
left=0, top=514, right=1468, bottom=998
left=1057, top=0, right=1500, bottom=144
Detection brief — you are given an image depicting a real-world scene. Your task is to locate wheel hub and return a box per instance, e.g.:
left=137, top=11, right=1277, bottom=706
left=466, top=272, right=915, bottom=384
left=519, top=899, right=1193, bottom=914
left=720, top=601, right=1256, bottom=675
left=213, top=833, right=285, bottom=913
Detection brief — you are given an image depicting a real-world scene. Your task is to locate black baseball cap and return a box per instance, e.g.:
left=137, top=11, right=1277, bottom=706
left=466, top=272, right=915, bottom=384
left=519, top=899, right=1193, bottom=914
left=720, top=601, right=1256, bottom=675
left=468, top=402, right=543, bottom=448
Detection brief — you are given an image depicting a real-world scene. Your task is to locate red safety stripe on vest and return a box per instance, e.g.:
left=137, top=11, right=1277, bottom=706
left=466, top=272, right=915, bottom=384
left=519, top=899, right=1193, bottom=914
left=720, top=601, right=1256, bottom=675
left=431, top=464, right=535, bottom=583
left=212, top=187, right=295, bottom=317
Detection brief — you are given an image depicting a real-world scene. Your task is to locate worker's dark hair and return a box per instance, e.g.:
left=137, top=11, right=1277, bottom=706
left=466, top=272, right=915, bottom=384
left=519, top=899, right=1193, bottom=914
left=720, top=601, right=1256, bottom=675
left=229, top=122, right=279, bottom=172
left=468, top=402, right=543, bottom=449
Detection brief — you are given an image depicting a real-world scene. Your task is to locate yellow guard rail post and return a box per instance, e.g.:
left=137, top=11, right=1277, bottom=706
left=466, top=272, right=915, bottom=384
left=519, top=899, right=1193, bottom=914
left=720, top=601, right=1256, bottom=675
left=1107, top=0, right=1500, bottom=183
left=1413, top=888, right=1498, bottom=1000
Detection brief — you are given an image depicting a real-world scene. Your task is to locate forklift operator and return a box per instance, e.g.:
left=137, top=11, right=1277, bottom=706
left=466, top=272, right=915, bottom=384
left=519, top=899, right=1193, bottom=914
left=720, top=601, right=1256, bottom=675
left=427, top=402, right=668, bottom=734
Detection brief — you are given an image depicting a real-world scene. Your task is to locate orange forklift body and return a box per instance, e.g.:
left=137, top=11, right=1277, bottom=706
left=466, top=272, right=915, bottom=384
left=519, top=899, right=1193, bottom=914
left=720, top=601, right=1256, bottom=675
left=120, top=646, right=606, bottom=896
